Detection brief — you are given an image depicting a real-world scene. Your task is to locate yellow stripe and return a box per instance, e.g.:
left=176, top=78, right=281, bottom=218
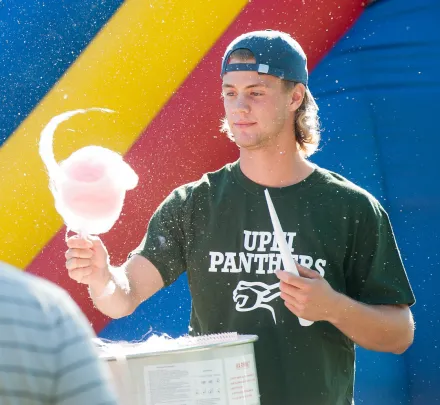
left=0, top=0, right=247, bottom=268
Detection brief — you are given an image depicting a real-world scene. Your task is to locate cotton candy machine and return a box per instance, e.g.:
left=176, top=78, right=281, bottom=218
left=96, top=333, right=260, bottom=405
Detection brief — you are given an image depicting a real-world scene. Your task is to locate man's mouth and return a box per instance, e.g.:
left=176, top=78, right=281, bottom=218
left=234, top=121, right=256, bottom=128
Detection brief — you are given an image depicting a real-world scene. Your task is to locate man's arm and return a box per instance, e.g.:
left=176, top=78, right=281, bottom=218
left=89, top=255, right=165, bottom=319
left=66, top=236, right=164, bottom=319
left=328, top=295, right=413, bottom=354
left=276, top=266, right=414, bottom=354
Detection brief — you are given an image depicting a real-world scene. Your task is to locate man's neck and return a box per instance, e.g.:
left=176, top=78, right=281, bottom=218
left=239, top=144, right=315, bottom=188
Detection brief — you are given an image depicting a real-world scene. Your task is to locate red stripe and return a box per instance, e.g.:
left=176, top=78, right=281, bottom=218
left=27, top=0, right=365, bottom=333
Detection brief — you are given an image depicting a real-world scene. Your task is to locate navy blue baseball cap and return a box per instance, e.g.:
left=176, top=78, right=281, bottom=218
left=221, top=30, right=308, bottom=86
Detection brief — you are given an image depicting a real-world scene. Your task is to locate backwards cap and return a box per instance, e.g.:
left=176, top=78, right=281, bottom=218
left=221, top=30, right=308, bottom=86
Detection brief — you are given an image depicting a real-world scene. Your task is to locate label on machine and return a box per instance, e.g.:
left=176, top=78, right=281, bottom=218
left=144, top=354, right=259, bottom=405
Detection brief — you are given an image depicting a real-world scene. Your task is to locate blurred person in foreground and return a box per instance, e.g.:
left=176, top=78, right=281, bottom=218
left=0, top=260, right=119, bottom=405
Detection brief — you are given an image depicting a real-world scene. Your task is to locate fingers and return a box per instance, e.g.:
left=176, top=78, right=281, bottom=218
left=66, top=257, right=92, bottom=271
left=66, top=235, right=93, bottom=249
left=277, top=264, right=328, bottom=323
left=279, top=279, right=301, bottom=296
left=280, top=286, right=314, bottom=319
left=280, top=287, right=302, bottom=306
left=275, top=269, right=310, bottom=288
left=297, top=265, right=321, bottom=279
left=279, top=281, right=309, bottom=305
left=65, top=235, right=108, bottom=286
left=284, top=301, right=307, bottom=319
left=70, top=235, right=107, bottom=256
left=65, top=248, right=93, bottom=260
left=68, top=267, right=93, bottom=284
left=275, top=265, right=321, bottom=286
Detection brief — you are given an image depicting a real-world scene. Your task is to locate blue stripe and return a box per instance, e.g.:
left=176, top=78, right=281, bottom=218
left=0, top=389, right=50, bottom=402
left=0, top=334, right=90, bottom=354
left=0, top=0, right=124, bottom=146
left=0, top=365, right=54, bottom=378
left=56, top=380, right=108, bottom=402
left=308, top=0, right=440, bottom=404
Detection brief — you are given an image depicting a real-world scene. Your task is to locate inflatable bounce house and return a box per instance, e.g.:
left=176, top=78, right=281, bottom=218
left=1, top=0, right=439, bottom=403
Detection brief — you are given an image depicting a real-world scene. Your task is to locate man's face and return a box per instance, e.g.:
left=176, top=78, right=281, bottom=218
left=222, top=59, right=294, bottom=150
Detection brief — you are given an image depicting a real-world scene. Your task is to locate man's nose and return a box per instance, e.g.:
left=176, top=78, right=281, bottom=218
left=233, top=95, right=250, bottom=114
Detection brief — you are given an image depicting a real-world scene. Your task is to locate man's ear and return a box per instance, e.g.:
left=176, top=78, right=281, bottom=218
left=289, top=83, right=306, bottom=112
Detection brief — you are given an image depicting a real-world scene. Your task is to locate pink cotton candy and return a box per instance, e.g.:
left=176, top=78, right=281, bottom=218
left=67, top=159, right=106, bottom=182
left=39, top=109, right=139, bottom=236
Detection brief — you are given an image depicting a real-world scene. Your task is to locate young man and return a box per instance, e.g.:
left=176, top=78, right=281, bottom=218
left=0, top=261, right=119, bottom=405
left=65, top=30, right=415, bottom=405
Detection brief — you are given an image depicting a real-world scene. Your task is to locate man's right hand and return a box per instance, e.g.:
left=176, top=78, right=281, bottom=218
left=65, top=235, right=164, bottom=319
left=65, top=235, right=111, bottom=288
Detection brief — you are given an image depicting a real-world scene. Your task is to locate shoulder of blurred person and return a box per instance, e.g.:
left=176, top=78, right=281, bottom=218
left=0, top=261, right=119, bottom=405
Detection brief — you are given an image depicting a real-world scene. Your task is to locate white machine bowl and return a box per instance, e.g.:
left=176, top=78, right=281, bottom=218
left=98, top=334, right=260, bottom=405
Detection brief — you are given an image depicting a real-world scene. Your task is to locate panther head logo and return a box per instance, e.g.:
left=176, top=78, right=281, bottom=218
left=233, top=280, right=281, bottom=323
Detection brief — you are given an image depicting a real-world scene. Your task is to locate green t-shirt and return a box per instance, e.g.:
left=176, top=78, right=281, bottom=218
left=132, top=160, right=415, bottom=405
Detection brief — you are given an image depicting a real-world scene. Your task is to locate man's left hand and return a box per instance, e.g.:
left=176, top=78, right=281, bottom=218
left=275, top=264, right=341, bottom=323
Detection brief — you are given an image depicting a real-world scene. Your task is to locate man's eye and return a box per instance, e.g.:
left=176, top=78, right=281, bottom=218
left=251, top=92, right=263, bottom=96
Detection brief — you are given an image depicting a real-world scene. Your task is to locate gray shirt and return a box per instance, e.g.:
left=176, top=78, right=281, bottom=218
left=0, top=261, right=119, bottom=405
